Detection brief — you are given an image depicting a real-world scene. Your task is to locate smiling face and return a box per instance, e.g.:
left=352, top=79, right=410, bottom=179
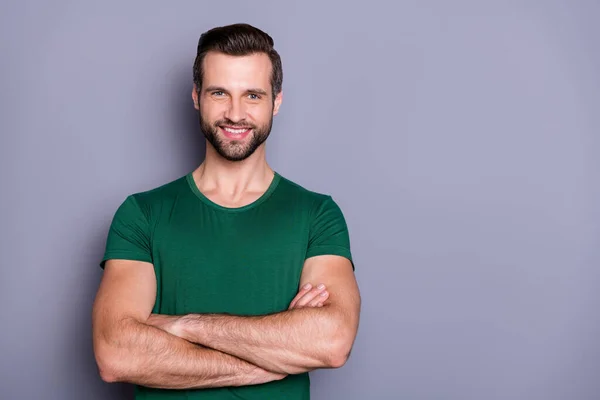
left=193, top=51, right=283, bottom=162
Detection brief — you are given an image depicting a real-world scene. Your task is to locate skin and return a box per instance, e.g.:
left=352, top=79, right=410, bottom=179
left=288, top=282, right=330, bottom=309
left=93, top=259, right=286, bottom=389
left=146, top=255, right=360, bottom=374
left=92, top=51, right=361, bottom=388
left=190, top=52, right=283, bottom=207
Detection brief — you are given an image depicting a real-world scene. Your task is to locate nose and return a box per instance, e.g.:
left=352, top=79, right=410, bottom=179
left=224, top=97, right=246, bottom=123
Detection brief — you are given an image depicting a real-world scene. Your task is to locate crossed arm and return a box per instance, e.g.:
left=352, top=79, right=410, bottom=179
left=92, top=255, right=361, bottom=389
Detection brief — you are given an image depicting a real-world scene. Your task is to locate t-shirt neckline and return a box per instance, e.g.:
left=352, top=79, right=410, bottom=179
left=186, top=171, right=281, bottom=213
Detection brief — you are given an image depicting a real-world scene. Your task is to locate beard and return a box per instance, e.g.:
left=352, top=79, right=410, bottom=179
left=198, top=112, right=273, bottom=162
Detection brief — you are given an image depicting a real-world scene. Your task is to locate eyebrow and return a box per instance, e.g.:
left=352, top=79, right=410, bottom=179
left=246, top=88, right=268, bottom=96
left=204, top=86, right=268, bottom=96
left=204, top=86, right=226, bottom=93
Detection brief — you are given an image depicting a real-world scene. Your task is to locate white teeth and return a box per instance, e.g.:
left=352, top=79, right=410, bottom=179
left=223, top=127, right=248, bottom=134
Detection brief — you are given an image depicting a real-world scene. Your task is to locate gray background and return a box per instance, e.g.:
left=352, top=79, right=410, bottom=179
left=1, top=1, right=599, bottom=399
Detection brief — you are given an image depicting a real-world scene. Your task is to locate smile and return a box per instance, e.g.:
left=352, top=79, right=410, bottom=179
left=220, top=126, right=252, bottom=139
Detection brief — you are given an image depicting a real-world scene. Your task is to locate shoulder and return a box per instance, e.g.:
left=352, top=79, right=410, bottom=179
left=275, top=173, right=333, bottom=201
left=274, top=173, right=346, bottom=221
left=120, top=173, right=190, bottom=219
left=275, top=173, right=334, bottom=207
left=132, top=173, right=188, bottom=201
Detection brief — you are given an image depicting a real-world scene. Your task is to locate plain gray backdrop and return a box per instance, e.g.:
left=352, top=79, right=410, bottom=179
left=1, top=1, right=599, bottom=399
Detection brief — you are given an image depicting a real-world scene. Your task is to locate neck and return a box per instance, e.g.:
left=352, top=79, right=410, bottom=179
left=193, top=141, right=274, bottom=198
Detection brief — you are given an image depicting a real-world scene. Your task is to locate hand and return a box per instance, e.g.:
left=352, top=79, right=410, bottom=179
left=288, top=283, right=329, bottom=310
left=146, top=314, right=183, bottom=337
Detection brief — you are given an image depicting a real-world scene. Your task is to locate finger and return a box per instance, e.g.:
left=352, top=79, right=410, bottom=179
left=288, top=283, right=313, bottom=309
left=295, top=284, right=326, bottom=308
left=289, top=283, right=312, bottom=309
left=308, top=290, right=329, bottom=307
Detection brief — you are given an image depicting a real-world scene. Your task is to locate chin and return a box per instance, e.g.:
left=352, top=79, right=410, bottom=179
left=215, top=146, right=255, bottom=162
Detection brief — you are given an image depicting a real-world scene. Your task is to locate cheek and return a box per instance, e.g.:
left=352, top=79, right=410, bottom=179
left=247, top=104, right=274, bottom=124
left=200, top=102, right=223, bottom=121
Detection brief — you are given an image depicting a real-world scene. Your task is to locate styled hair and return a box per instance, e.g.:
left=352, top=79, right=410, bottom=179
left=193, top=23, right=283, bottom=99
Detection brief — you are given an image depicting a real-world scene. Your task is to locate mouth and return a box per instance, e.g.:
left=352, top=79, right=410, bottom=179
left=219, top=126, right=252, bottom=140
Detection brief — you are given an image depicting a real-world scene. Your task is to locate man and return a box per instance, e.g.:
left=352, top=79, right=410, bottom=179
left=92, top=23, right=361, bottom=400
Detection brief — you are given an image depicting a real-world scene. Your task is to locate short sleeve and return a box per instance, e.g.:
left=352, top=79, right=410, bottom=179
left=99, top=195, right=153, bottom=269
left=305, top=196, right=354, bottom=270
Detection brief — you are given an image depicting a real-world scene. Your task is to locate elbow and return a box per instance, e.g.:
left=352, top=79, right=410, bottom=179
left=323, top=312, right=357, bottom=369
left=326, top=342, right=351, bottom=369
left=99, top=366, right=120, bottom=384
left=324, top=333, right=354, bottom=369
left=327, top=354, right=349, bottom=369
left=94, top=339, right=127, bottom=383
left=93, top=317, right=140, bottom=383
left=95, top=345, right=122, bottom=383
left=280, top=339, right=353, bottom=374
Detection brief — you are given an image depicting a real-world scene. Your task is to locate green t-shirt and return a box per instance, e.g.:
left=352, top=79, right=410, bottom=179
left=100, top=171, right=353, bottom=400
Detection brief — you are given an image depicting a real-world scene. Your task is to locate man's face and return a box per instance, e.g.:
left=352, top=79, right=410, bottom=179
left=193, top=52, right=282, bottom=162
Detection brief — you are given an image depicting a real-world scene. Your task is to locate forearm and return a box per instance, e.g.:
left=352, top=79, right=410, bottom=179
left=178, top=306, right=352, bottom=374
left=95, top=317, right=279, bottom=389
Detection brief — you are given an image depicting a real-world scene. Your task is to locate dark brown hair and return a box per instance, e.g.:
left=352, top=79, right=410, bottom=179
left=193, top=23, right=283, bottom=99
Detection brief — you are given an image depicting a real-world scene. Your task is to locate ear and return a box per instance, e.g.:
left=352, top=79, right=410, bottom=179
left=272, top=91, right=283, bottom=116
left=192, top=84, right=200, bottom=110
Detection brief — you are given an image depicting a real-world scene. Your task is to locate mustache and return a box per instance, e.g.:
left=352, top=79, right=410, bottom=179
left=214, top=119, right=255, bottom=129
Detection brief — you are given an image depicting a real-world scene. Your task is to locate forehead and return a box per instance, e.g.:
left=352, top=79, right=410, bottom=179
left=202, top=52, right=272, bottom=91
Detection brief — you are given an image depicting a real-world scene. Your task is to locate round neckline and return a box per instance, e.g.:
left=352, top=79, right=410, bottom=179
left=186, top=171, right=281, bottom=213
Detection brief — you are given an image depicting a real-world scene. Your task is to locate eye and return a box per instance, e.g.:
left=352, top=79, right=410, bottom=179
left=248, top=93, right=261, bottom=100
left=212, top=91, right=225, bottom=97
